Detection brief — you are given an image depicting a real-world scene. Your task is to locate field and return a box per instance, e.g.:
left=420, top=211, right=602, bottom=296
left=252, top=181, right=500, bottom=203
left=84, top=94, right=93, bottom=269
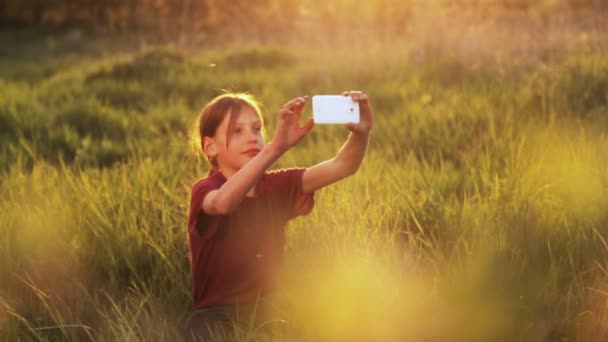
left=1, top=4, right=608, bottom=341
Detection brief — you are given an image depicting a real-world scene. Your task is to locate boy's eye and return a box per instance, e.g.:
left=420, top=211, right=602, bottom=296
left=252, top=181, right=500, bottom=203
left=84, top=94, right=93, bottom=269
left=233, top=128, right=241, bottom=134
left=254, top=127, right=262, bottom=132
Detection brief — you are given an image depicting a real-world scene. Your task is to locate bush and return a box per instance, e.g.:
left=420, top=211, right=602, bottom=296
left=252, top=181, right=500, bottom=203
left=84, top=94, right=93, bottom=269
left=56, top=98, right=128, bottom=140
left=520, top=55, right=608, bottom=122
left=220, top=46, right=296, bottom=69
left=557, top=56, right=608, bottom=117
left=86, top=47, right=187, bottom=83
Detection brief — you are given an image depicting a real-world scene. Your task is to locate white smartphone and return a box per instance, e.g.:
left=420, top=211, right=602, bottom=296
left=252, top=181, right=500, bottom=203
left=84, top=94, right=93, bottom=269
left=312, top=95, right=360, bottom=124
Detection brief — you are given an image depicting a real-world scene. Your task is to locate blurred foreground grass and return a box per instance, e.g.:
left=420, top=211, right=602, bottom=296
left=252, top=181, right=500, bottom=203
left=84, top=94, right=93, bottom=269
left=1, top=9, right=608, bottom=341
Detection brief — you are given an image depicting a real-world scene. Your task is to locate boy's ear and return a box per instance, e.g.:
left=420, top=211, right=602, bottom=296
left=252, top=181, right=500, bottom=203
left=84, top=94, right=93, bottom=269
left=202, top=136, right=217, bottom=158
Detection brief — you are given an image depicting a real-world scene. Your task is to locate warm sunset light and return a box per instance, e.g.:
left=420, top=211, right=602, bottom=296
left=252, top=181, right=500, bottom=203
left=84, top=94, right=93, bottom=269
left=1, top=0, right=608, bottom=341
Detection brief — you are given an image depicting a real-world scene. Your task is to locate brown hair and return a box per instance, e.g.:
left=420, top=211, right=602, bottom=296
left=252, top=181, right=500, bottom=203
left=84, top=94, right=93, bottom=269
left=193, top=91, right=264, bottom=175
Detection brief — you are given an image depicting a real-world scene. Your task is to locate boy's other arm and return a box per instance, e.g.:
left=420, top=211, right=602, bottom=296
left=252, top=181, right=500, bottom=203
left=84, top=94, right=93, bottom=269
left=202, top=145, right=282, bottom=215
left=302, top=91, right=373, bottom=194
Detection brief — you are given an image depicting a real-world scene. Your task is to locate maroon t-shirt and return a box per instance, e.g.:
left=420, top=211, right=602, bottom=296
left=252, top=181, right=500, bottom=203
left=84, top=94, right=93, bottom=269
left=187, top=168, right=315, bottom=309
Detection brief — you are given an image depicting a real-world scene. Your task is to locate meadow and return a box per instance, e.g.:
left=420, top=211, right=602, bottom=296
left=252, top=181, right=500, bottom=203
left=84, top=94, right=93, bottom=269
left=1, top=4, right=608, bottom=341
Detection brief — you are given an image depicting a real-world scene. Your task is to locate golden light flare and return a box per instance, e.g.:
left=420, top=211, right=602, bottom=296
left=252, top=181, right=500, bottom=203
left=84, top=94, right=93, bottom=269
left=280, top=248, right=513, bottom=340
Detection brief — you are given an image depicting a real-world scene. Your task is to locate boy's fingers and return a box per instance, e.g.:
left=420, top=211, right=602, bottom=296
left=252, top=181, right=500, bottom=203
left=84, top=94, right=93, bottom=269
left=302, top=118, right=314, bottom=132
left=284, top=96, right=307, bottom=110
left=282, top=99, right=296, bottom=110
left=296, top=118, right=314, bottom=141
left=342, top=91, right=365, bottom=100
left=341, top=91, right=369, bottom=103
left=280, top=108, right=295, bottom=118
left=295, top=97, right=307, bottom=107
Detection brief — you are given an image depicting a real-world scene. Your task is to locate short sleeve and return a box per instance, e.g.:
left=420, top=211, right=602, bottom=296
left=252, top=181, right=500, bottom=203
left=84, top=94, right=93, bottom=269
left=188, top=176, right=224, bottom=239
left=267, top=168, right=315, bottom=221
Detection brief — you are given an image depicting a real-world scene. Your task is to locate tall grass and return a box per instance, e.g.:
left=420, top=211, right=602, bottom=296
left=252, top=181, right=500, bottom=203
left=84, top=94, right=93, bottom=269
left=1, top=8, right=608, bottom=341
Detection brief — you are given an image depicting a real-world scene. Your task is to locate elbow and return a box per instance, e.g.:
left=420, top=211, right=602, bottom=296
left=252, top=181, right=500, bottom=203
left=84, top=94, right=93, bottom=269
left=344, top=168, right=358, bottom=179
left=210, top=196, right=234, bottom=215
left=213, top=204, right=231, bottom=216
left=335, top=167, right=357, bottom=182
left=334, top=159, right=360, bottom=179
left=345, top=162, right=362, bottom=177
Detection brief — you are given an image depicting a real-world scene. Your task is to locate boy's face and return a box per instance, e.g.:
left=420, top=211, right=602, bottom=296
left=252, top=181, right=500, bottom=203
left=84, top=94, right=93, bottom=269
left=207, top=106, right=265, bottom=173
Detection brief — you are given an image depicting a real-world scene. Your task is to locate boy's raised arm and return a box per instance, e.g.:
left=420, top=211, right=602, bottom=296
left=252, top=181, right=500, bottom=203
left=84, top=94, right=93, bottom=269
left=302, top=91, right=373, bottom=194
left=204, top=97, right=314, bottom=215
left=202, top=144, right=282, bottom=215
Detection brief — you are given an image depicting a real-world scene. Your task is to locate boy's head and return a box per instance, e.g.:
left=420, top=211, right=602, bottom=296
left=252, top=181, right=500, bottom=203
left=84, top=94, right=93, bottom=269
left=196, top=92, right=266, bottom=175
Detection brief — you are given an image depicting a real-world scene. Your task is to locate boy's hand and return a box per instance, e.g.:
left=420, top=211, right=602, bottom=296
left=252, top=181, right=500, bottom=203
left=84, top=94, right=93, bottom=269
left=270, top=96, right=314, bottom=154
left=343, top=91, right=373, bottom=135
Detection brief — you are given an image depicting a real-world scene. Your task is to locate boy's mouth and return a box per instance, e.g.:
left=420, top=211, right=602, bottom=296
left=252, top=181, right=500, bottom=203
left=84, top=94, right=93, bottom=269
left=242, top=148, right=261, bottom=156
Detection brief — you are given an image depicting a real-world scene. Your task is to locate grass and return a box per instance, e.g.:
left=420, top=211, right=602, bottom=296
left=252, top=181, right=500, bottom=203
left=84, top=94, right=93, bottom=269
left=1, top=7, right=608, bottom=341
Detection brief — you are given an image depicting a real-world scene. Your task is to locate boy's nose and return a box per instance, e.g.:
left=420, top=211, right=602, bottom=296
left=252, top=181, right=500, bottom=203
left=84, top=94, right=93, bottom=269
left=246, top=130, right=258, bottom=141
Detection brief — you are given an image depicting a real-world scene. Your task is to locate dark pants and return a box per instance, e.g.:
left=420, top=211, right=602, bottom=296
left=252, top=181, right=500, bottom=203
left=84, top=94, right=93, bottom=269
left=183, top=301, right=288, bottom=342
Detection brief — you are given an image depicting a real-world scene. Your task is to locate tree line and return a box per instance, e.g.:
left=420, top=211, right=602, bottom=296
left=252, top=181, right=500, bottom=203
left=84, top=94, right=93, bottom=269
left=0, top=0, right=605, bottom=33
